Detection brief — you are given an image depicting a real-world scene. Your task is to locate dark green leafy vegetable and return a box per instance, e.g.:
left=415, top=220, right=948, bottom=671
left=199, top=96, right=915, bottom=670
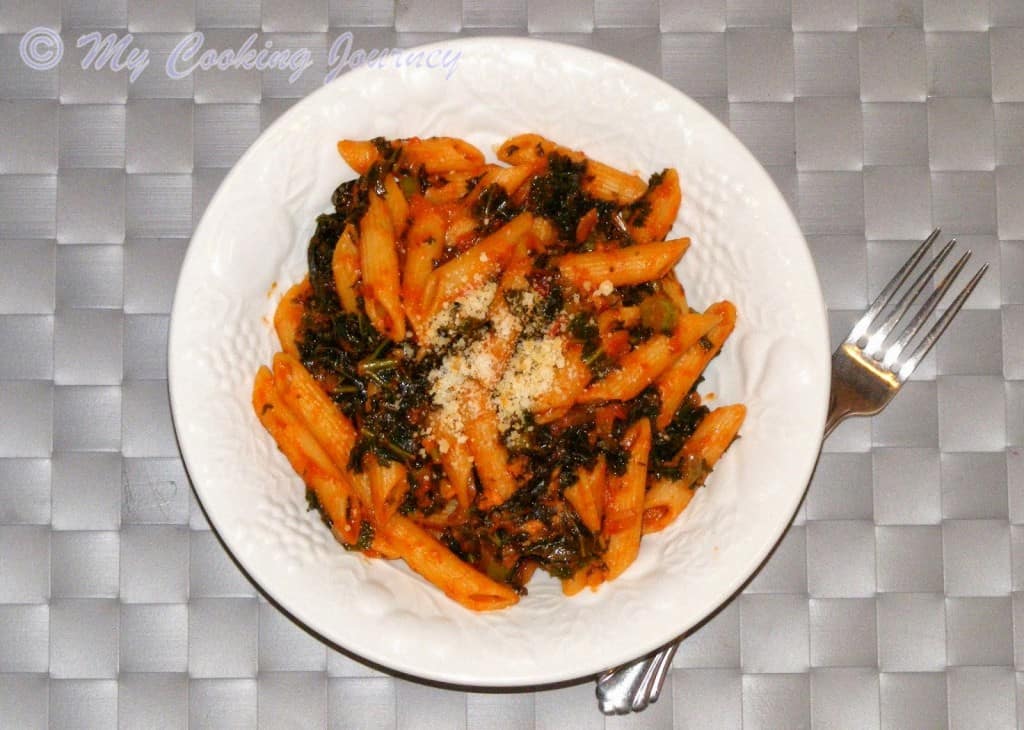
left=341, top=521, right=375, bottom=552
left=649, top=392, right=710, bottom=481
left=639, top=292, right=678, bottom=334
left=473, top=183, right=519, bottom=234
left=524, top=153, right=591, bottom=240
left=568, top=312, right=616, bottom=379
left=305, top=488, right=332, bottom=529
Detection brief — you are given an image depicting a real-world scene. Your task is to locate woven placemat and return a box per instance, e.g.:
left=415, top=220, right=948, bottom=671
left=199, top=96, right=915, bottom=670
left=1, top=0, right=1022, bottom=726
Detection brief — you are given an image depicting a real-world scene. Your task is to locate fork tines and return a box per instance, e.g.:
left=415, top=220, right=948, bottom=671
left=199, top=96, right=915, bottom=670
left=845, top=228, right=988, bottom=382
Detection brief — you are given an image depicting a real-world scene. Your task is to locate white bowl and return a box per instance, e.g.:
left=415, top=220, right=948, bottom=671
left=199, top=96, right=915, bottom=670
left=169, top=36, right=830, bottom=687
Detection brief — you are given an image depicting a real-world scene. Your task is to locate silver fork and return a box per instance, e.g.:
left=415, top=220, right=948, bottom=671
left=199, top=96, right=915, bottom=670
left=596, top=229, right=988, bottom=715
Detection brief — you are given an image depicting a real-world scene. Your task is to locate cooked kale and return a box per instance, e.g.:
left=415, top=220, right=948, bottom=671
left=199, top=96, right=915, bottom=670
left=626, top=198, right=652, bottom=228
left=650, top=393, right=710, bottom=473
left=307, top=214, right=345, bottom=302
left=443, top=473, right=604, bottom=585
left=524, top=153, right=591, bottom=240
left=628, top=324, right=655, bottom=346
left=341, top=520, right=375, bottom=552
left=568, top=311, right=616, bottom=379
left=619, top=281, right=658, bottom=306
left=638, top=291, right=678, bottom=334
left=604, top=447, right=629, bottom=477
left=299, top=244, right=434, bottom=469
left=473, top=183, right=519, bottom=234
left=628, top=386, right=662, bottom=422
left=305, top=488, right=333, bottom=529
left=569, top=312, right=598, bottom=342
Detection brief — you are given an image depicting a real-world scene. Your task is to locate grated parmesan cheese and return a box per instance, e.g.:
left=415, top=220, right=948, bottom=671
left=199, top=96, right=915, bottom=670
left=493, top=306, right=519, bottom=341
left=423, top=281, right=498, bottom=347
left=425, top=279, right=567, bottom=447
left=427, top=336, right=500, bottom=442
left=493, top=336, right=567, bottom=433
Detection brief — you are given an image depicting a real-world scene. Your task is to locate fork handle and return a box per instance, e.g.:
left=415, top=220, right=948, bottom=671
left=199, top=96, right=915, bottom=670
left=596, top=641, right=679, bottom=714
left=823, top=370, right=852, bottom=438
left=596, top=394, right=846, bottom=714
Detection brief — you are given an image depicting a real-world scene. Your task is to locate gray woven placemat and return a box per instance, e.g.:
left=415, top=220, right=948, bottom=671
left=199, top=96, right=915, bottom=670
left=1, top=0, right=1022, bottom=727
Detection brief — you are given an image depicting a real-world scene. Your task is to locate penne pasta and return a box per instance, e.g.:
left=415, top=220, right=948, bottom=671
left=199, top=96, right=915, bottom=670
left=555, top=239, right=690, bottom=289
left=681, top=403, right=747, bottom=467
left=382, top=175, right=410, bottom=239
left=421, top=212, right=533, bottom=323
left=529, top=216, right=559, bottom=251
left=530, top=344, right=591, bottom=415
left=563, top=456, right=606, bottom=534
left=423, top=172, right=477, bottom=204
left=497, top=133, right=647, bottom=204
left=331, top=224, right=361, bottom=314
left=402, top=137, right=486, bottom=174
left=359, top=191, right=406, bottom=341
left=627, top=169, right=682, bottom=244
left=496, top=133, right=557, bottom=165
left=366, top=454, right=409, bottom=527
left=581, top=305, right=708, bottom=403
left=656, top=301, right=737, bottom=429
left=253, top=134, right=745, bottom=610
left=253, top=366, right=365, bottom=546
left=644, top=404, right=746, bottom=533
left=383, top=515, right=520, bottom=610
left=491, top=162, right=539, bottom=196
left=602, top=419, right=651, bottom=581
left=582, top=159, right=648, bottom=205
left=463, top=387, right=519, bottom=510
left=273, top=278, right=310, bottom=359
left=402, top=200, right=446, bottom=337
left=271, top=352, right=358, bottom=471
left=426, top=411, right=476, bottom=513
left=336, top=139, right=380, bottom=174
left=641, top=477, right=696, bottom=534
